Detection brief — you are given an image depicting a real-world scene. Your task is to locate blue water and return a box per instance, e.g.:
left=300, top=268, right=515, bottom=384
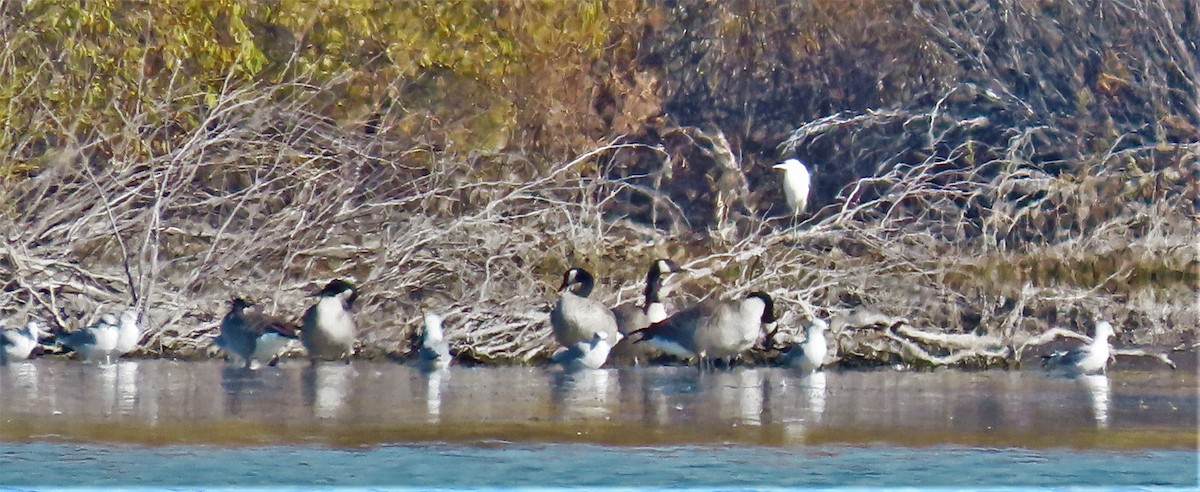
left=1, top=441, right=1195, bottom=488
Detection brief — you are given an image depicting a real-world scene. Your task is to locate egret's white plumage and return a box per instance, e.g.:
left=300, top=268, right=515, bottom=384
left=1042, top=321, right=1115, bottom=375
left=781, top=318, right=828, bottom=373
left=773, top=158, right=812, bottom=216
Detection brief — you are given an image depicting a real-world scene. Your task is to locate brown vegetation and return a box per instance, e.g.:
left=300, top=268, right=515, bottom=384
left=1, top=0, right=1195, bottom=367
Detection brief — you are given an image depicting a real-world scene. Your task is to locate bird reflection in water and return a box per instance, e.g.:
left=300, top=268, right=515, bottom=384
left=550, top=368, right=616, bottom=420
left=782, top=371, right=828, bottom=442
left=422, top=366, right=449, bottom=423
left=1, top=360, right=40, bottom=401
left=302, top=363, right=357, bottom=419
left=804, top=372, right=828, bottom=419
left=95, top=363, right=118, bottom=415
left=703, top=368, right=767, bottom=427
left=221, top=365, right=269, bottom=417
left=115, top=361, right=139, bottom=415
left=1081, top=374, right=1110, bottom=429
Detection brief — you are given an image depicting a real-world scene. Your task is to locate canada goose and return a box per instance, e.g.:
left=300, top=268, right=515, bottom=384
left=780, top=318, right=828, bottom=373
left=1042, top=321, right=1115, bottom=375
left=552, top=331, right=612, bottom=370
left=418, top=311, right=452, bottom=370
left=56, top=314, right=121, bottom=363
left=631, top=291, right=777, bottom=368
left=220, top=298, right=302, bottom=369
left=609, top=259, right=682, bottom=364
left=1, top=321, right=50, bottom=363
left=550, top=267, right=621, bottom=349
left=112, top=309, right=141, bottom=357
left=773, top=158, right=811, bottom=216
left=301, top=279, right=358, bottom=363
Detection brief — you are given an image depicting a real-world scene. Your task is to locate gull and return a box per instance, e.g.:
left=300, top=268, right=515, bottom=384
left=1042, top=321, right=1115, bottom=375
left=56, top=314, right=121, bottom=364
left=780, top=318, right=829, bottom=373
left=418, top=311, right=452, bottom=371
left=2, top=321, right=50, bottom=363
left=112, top=309, right=141, bottom=358
left=552, top=332, right=612, bottom=370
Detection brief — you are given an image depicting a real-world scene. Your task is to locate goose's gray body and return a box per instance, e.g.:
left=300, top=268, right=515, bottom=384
left=781, top=318, right=828, bottom=373
left=632, top=292, right=776, bottom=367
left=1042, top=321, right=1115, bottom=375
left=221, top=298, right=301, bottom=369
left=301, top=280, right=358, bottom=363
left=550, top=268, right=620, bottom=349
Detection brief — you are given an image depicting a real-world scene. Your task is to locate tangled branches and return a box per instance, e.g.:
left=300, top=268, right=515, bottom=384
left=1, top=0, right=1193, bottom=369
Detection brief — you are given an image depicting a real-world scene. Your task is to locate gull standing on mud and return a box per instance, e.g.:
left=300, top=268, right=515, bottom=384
left=220, top=298, right=302, bottom=369
left=301, top=279, right=359, bottom=364
left=1, top=321, right=50, bottom=363
left=773, top=158, right=812, bottom=217
left=112, top=309, right=142, bottom=358
left=550, top=267, right=621, bottom=349
left=1042, top=321, right=1115, bottom=375
left=55, top=313, right=121, bottom=363
left=553, top=332, right=613, bottom=370
left=780, top=318, right=829, bottom=373
left=418, top=311, right=452, bottom=371
left=632, top=291, right=777, bottom=369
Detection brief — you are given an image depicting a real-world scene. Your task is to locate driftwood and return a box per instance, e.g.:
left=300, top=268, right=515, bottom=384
left=1111, top=348, right=1178, bottom=370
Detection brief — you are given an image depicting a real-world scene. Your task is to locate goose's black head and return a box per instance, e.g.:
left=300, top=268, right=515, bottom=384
left=317, top=279, right=359, bottom=308
left=559, top=268, right=595, bottom=297
left=746, top=291, right=776, bottom=324
left=230, top=298, right=255, bottom=312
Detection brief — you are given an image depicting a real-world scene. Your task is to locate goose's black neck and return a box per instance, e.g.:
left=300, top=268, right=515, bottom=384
left=643, top=267, right=663, bottom=303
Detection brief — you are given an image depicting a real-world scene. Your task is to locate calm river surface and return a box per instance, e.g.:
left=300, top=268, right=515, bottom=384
left=1, top=360, right=1196, bottom=488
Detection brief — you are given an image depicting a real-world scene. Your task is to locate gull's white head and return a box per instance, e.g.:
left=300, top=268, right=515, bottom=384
left=119, top=309, right=138, bottom=326
left=1094, top=321, right=1114, bottom=340
left=807, top=318, right=828, bottom=336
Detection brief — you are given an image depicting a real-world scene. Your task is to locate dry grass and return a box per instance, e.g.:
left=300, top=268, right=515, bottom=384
left=1, top=0, right=1194, bottom=368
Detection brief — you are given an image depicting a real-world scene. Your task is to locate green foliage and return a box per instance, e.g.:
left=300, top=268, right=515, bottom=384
left=0, top=0, right=636, bottom=179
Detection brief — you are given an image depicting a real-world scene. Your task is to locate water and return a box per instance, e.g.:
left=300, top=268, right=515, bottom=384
left=1, top=360, right=1196, bottom=487
left=2, top=441, right=1194, bottom=488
